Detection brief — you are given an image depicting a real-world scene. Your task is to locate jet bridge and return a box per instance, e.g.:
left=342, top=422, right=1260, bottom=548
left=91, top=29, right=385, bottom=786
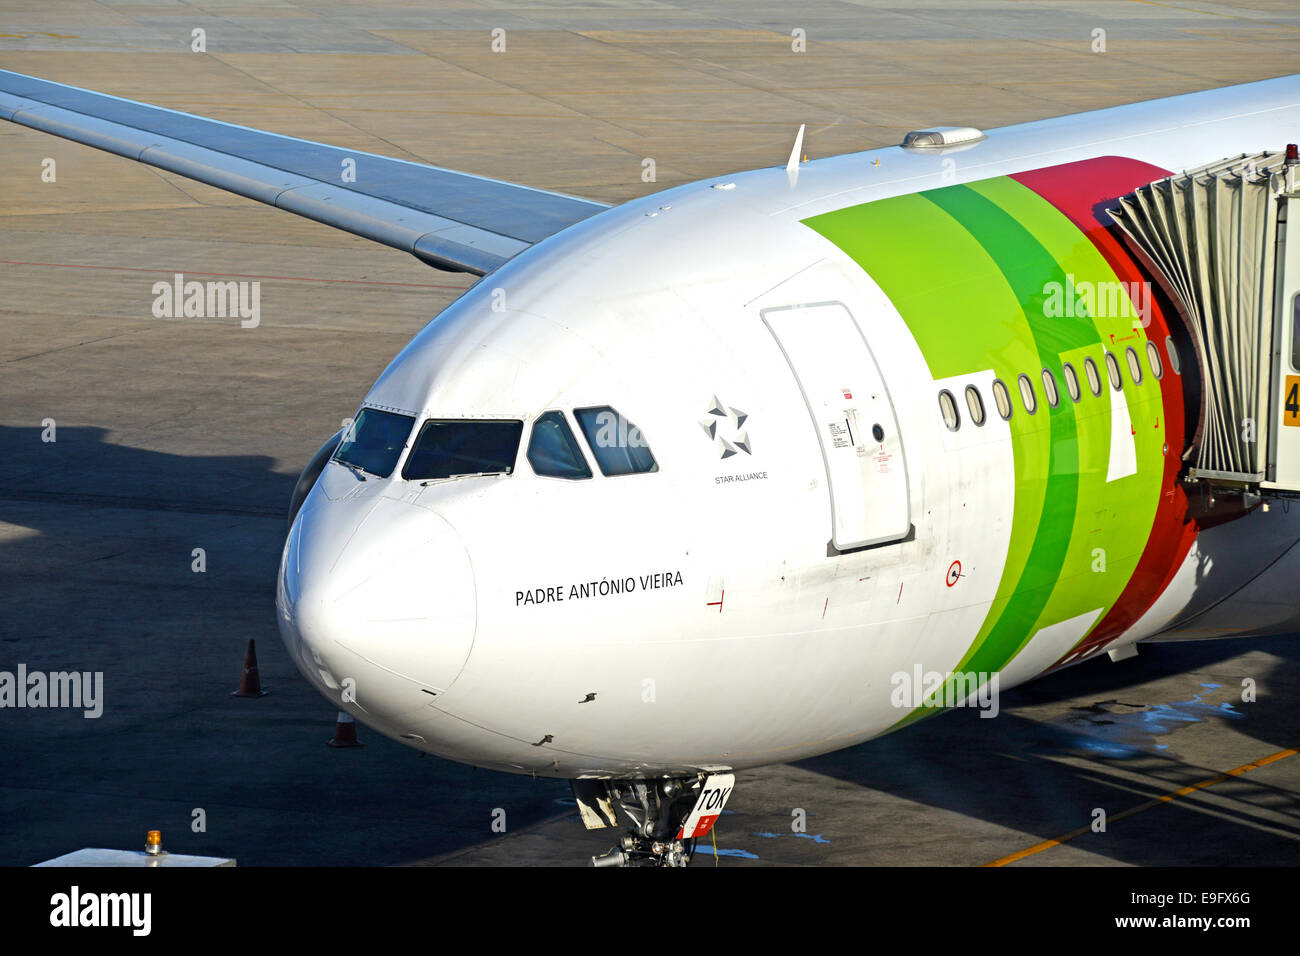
left=1110, top=148, right=1300, bottom=496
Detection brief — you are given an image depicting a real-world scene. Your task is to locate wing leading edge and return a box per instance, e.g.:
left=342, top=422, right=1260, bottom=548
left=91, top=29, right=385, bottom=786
left=0, top=69, right=609, bottom=275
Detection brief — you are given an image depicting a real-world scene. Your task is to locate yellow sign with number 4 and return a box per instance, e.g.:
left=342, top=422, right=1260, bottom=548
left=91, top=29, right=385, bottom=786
left=1286, top=376, right=1300, bottom=427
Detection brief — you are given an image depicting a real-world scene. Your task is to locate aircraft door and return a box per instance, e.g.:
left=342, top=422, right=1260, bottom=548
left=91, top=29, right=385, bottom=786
left=762, top=301, right=910, bottom=550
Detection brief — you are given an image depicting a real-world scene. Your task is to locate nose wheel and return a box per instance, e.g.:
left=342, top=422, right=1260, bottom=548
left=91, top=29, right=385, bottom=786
left=591, top=832, right=695, bottom=868
left=576, top=774, right=735, bottom=868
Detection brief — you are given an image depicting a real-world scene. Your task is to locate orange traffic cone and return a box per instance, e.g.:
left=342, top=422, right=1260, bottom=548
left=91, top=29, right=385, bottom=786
left=231, top=638, right=268, bottom=698
left=328, top=711, right=363, bottom=747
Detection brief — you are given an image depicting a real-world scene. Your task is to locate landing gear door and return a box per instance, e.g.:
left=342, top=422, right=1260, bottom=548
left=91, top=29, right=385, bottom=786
left=762, top=301, right=910, bottom=550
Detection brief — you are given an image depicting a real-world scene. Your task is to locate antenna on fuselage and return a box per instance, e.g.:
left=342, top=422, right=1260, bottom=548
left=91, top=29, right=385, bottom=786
left=786, top=124, right=806, bottom=186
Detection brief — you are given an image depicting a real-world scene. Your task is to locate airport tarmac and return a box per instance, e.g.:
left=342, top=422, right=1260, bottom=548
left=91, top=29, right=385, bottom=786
left=2, top=0, right=1299, bottom=866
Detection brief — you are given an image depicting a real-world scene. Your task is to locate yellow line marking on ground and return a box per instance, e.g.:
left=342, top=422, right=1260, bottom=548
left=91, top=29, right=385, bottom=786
left=983, top=747, right=1298, bottom=867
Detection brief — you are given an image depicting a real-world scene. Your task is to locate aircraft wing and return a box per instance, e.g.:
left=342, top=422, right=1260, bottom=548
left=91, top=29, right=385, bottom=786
left=0, top=69, right=609, bottom=275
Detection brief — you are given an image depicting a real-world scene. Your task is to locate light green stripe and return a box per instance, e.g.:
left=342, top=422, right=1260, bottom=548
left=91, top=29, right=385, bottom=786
left=803, top=175, right=1169, bottom=726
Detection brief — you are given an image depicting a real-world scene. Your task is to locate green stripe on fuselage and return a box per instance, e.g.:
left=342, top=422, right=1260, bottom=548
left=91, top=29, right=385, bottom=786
left=803, top=194, right=1049, bottom=702
left=921, top=184, right=1082, bottom=682
left=960, top=178, right=1161, bottom=665
left=802, top=176, right=1165, bottom=723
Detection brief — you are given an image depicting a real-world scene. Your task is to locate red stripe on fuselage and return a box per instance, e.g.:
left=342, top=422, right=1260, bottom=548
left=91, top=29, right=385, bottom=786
left=1009, top=158, right=1197, bottom=669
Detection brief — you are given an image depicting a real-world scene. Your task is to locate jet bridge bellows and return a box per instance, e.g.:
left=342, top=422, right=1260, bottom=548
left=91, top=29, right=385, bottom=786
left=1109, top=150, right=1300, bottom=493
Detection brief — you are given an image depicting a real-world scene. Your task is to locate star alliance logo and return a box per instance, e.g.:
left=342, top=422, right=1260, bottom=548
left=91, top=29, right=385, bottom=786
left=699, top=395, right=751, bottom=458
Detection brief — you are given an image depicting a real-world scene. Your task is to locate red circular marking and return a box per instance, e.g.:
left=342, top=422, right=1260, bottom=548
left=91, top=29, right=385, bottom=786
left=946, top=560, right=961, bottom=587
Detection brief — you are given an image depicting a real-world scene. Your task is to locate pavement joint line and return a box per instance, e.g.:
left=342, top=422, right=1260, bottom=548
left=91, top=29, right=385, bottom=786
left=982, top=747, right=1299, bottom=867
left=0, top=259, right=470, bottom=289
left=4, top=326, right=155, bottom=363
left=1128, top=0, right=1300, bottom=30
left=0, top=784, right=492, bottom=830
left=0, top=489, right=284, bottom=519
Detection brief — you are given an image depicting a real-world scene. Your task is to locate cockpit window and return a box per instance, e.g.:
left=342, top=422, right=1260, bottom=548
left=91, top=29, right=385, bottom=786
left=527, top=411, right=592, bottom=480
left=402, top=419, right=523, bottom=480
left=574, top=406, right=658, bottom=476
left=333, top=407, right=415, bottom=478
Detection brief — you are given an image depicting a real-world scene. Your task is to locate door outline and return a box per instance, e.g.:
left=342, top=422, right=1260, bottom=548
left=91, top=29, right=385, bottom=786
left=761, top=300, right=911, bottom=549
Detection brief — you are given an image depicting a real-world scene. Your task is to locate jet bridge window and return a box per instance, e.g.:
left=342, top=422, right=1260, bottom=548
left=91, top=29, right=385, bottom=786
left=333, top=407, right=415, bottom=478
left=574, top=406, right=659, bottom=476
left=527, top=411, right=592, bottom=480
left=1292, top=293, right=1300, bottom=372
left=401, top=419, right=523, bottom=480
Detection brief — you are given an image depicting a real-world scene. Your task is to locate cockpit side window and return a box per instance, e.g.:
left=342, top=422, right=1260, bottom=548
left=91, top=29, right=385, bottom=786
left=401, top=419, right=523, bottom=481
left=573, top=406, right=659, bottom=476
left=527, top=411, right=592, bottom=480
left=333, top=407, right=415, bottom=478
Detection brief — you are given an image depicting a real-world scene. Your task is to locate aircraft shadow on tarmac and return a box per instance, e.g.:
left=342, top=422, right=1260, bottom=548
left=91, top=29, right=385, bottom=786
left=0, top=424, right=571, bottom=866
left=795, top=635, right=1300, bottom=865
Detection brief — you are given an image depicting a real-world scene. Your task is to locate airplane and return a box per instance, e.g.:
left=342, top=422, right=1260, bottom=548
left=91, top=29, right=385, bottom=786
left=4, top=66, right=1300, bottom=866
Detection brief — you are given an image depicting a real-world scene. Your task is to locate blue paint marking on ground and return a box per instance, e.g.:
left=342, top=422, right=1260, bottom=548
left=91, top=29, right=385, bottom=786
left=699, top=846, right=759, bottom=859
left=1043, top=691, right=1245, bottom=759
left=1136, top=695, right=1243, bottom=734
left=1071, top=737, right=1145, bottom=758
left=751, top=831, right=830, bottom=844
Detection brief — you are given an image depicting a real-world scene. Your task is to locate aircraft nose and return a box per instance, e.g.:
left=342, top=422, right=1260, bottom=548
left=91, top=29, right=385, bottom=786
left=276, top=493, right=476, bottom=711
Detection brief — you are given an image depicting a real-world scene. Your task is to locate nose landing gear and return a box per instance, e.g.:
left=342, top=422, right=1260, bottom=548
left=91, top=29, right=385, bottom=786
left=590, top=833, right=694, bottom=868
left=575, top=774, right=735, bottom=868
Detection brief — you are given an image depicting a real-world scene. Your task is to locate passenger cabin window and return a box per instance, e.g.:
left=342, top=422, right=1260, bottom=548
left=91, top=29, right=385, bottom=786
left=1062, top=362, right=1081, bottom=402
left=938, top=390, right=960, bottom=431
left=1084, top=357, right=1102, bottom=395
left=574, top=406, right=659, bottom=476
left=1105, top=351, right=1123, bottom=390
left=527, top=411, right=592, bottom=480
left=1041, top=368, right=1060, bottom=408
left=402, top=419, right=523, bottom=480
left=1146, top=340, right=1164, bottom=379
left=965, top=385, right=986, bottom=426
left=334, top=407, right=415, bottom=478
left=1018, top=373, right=1038, bottom=414
left=992, top=379, right=1013, bottom=420
left=1126, top=346, right=1144, bottom=385
left=1165, top=336, right=1182, bottom=376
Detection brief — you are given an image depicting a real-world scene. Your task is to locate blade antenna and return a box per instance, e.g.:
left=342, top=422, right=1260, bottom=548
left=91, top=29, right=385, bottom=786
left=786, top=123, right=806, bottom=185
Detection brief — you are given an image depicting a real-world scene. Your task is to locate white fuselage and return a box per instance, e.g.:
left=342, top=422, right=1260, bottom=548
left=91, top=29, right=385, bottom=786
left=277, top=75, right=1300, bottom=778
